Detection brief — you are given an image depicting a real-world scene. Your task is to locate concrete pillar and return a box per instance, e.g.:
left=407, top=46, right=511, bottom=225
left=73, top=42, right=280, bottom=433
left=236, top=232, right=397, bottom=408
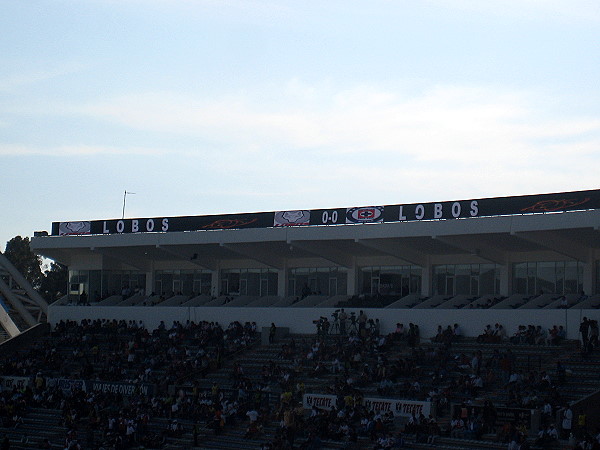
left=499, top=264, right=510, bottom=296
left=582, top=261, right=593, bottom=296
left=277, top=266, right=286, bottom=297
left=145, top=270, right=153, bottom=296
left=211, top=266, right=220, bottom=297
left=421, top=265, right=430, bottom=296
left=347, top=260, right=357, bottom=296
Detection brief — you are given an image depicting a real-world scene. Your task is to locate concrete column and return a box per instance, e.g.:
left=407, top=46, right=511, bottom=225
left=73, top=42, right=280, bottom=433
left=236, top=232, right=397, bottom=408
left=582, top=261, right=593, bottom=296
left=499, top=264, right=510, bottom=296
left=421, top=264, right=431, bottom=296
left=277, top=266, right=287, bottom=297
left=211, top=265, right=220, bottom=297
left=145, top=270, right=153, bottom=296
left=347, top=259, right=357, bottom=295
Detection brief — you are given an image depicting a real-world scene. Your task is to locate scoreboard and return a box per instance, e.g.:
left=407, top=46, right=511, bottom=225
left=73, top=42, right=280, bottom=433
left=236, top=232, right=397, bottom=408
left=53, top=189, right=600, bottom=236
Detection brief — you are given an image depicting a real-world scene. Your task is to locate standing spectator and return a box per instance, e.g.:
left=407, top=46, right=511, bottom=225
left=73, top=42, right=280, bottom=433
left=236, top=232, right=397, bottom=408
left=561, top=405, right=573, bottom=439
left=580, top=317, right=590, bottom=353
left=269, top=323, right=277, bottom=344
left=193, top=423, right=199, bottom=447
left=339, top=309, right=347, bottom=336
left=589, top=320, right=599, bottom=351
left=407, top=323, right=418, bottom=348
left=453, top=323, right=462, bottom=339
left=358, top=311, right=368, bottom=337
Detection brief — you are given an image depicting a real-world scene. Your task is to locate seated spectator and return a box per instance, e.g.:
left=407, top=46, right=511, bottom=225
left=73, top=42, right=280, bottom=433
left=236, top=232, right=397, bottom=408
left=558, top=295, right=568, bottom=308
left=450, top=416, right=465, bottom=438
left=547, top=325, right=560, bottom=345
left=453, top=323, right=462, bottom=339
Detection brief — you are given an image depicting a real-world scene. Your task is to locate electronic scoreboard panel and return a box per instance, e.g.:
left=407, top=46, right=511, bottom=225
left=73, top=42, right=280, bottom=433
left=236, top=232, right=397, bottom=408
left=53, top=189, right=600, bottom=235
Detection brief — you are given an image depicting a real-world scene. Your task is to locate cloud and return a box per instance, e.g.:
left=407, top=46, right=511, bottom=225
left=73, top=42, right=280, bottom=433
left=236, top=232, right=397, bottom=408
left=0, top=62, right=92, bottom=92
left=0, top=143, right=167, bottom=156
left=92, top=0, right=298, bottom=27
left=101, top=0, right=600, bottom=25
left=426, top=0, right=600, bottom=23
left=4, top=80, right=598, bottom=203
left=70, top=81, right=600, bottom=168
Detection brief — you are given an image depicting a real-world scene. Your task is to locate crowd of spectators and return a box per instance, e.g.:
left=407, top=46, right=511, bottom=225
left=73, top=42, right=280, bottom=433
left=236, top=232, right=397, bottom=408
left=0, top=314, right=598, bottom=449
left=0, top=318, right=258, bottom=448
left=257, top=318, right=597, bottom=449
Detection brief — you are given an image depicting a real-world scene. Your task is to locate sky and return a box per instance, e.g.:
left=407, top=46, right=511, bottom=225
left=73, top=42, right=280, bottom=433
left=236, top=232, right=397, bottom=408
left=1, top=0, right=599, bottom=251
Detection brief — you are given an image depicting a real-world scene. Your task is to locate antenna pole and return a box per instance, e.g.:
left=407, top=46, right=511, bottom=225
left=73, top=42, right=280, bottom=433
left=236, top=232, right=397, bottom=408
left=122, top=190, right=136, bottom=219
left=122, top=190, right=127, bottom=219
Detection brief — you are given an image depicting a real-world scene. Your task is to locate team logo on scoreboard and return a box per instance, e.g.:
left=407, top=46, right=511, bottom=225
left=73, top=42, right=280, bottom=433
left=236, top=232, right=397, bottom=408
left=274, top=210, right=310, bottom=227
left=58, top=221, right=91, bottom=235
left=346, top=206, right=384, bottom=224
left=520, top=197, right=590, bottom=213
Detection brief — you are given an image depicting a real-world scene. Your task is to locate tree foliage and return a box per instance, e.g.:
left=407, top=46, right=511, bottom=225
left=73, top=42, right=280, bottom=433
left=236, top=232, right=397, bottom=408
left=3, top=236, right=43, bottom=289
left=2, top=236, right=68, bottom=302
left=40, top=261, right=68, bottom=303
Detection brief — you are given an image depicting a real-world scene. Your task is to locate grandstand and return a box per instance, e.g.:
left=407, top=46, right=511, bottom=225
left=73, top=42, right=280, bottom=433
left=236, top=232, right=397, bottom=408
left=28, top=188, right=600, bottom=339
left=0, top=314, right=599, bottom=448
left=0, top=188, right=595, bottom=449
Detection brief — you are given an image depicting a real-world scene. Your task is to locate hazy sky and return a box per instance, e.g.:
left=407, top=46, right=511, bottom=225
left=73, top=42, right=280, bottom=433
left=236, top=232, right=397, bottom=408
left=1, top=0, right=599, bottom=249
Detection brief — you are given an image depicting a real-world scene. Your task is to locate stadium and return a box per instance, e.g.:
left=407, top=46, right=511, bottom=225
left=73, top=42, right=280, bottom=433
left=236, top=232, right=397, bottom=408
left=0, top=188, right=598, bottom=448
left=31, top=188, right=600, bottom=337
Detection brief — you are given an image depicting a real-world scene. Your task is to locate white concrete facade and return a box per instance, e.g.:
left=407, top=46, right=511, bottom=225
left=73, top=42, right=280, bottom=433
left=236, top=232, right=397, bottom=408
left=28, top=203, right=600, bottom=337
left=32, top=209, right=600, bottom=299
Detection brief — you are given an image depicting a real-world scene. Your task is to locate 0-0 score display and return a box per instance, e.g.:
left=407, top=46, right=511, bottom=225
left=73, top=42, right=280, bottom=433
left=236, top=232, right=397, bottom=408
left=311, top=209, right=345, bottom=225
left=322, top=210, right=337, bottom=223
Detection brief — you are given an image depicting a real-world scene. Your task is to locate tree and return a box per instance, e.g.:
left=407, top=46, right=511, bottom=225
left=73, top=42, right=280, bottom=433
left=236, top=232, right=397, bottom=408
left=40, top=261, right=68, bottom=303
left=2, top=236, right=43, bottom=289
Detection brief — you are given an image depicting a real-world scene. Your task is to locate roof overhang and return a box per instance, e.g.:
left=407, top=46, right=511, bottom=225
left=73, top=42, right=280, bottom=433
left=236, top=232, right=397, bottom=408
left=31, top=210, right=600, bottom=267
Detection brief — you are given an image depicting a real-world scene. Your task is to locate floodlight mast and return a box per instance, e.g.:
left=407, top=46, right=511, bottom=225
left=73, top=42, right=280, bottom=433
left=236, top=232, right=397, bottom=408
left=122, top=190, right=136, bottom=219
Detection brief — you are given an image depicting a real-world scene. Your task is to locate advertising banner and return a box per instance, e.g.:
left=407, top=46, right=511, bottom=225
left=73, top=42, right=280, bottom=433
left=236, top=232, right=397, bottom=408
left=47, top=378, right=87, bottom=392
left=495, top=407, right=533, bottom=428
left=0, top=376, right=31, bottom=391
left=274, top=210, right=311, bottom=227
left=58, top=221, right=91, bottom=235
left=86, top=380, right=154, bottom=396
left=346, top=206, right=384, bottom=224
left=303, top=393, right=431, bottom=418
left=303, top=393, right=338, bottom=410
left=363, top=397, right=432, bottom=418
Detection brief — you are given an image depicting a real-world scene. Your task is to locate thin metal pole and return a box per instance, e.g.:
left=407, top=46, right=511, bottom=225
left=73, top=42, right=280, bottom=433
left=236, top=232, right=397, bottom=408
left=122, top=191, right=136, bottom=219
left=122, top=190, right=127, bottom=219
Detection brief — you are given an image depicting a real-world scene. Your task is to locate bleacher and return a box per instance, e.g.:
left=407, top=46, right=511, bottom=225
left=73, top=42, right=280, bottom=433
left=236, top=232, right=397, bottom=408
left=289, top=295, right=329, bottom=307
left=61, top=290, right=600, bottom=313
left=1, top=318, right=599, bottom=449
left=181, top=294, right=213, bottom=306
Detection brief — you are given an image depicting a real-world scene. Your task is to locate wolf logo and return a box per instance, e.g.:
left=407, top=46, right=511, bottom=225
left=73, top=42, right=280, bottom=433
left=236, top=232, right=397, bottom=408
left=59, top=221, right=91, bottom=235
left=282, top=211, right=306, bottom=223
left=274, top=210, right=310, bottom=226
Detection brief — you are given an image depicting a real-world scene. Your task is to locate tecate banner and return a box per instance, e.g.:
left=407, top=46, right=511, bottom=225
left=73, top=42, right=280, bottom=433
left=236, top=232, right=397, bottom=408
left=303, top=393, right=431, bottom=418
